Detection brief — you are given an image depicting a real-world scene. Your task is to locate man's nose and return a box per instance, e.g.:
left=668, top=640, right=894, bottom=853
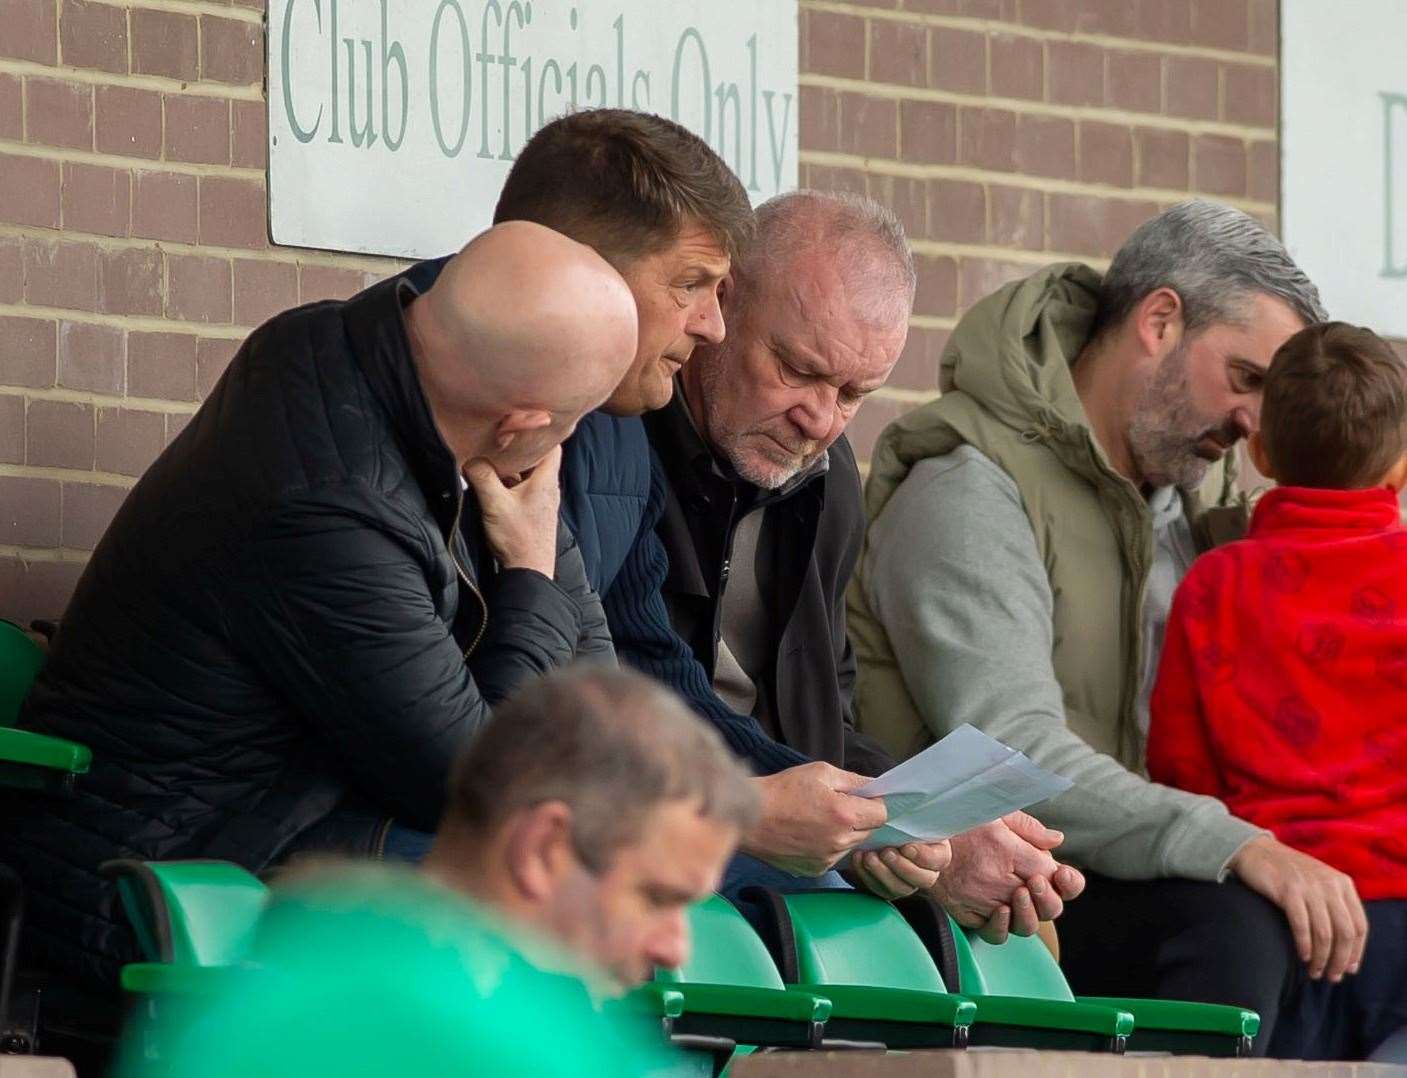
left=791, top=386, right=837, bottom=443
left=689, top=288, right=726, bottom=346
left=646, top=913, right=690, bottom=974
left=1233, top=400, right=1259, bottom=437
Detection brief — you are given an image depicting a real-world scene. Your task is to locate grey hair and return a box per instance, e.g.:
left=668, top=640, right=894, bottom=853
left=743, top=189, right=916, bottom=324
left=1094, top=199, right=1327, bottom=341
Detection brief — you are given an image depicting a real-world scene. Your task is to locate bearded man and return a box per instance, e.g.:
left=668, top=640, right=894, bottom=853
left=848, top=200, right=1332, bottom=1055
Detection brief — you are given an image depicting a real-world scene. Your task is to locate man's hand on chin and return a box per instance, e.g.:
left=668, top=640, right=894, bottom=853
left=931, top=810, right=1085, bottom=943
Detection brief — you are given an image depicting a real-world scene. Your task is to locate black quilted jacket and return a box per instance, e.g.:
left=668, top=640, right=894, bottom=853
left=3, top=275, right=610, bottom=995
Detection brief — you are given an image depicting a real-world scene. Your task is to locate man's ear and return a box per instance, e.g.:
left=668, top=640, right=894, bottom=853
left=501, top=801, right=577, bottom=903
left=1379, top=451, right=1407, bottom=492
left=492, top=409, right=553, bottom=452
left=1247, top=429, right=1277, bottom=483
left=717, top=271, right=736, bottom=309
left=1131, top=287, right=1184, bottom=360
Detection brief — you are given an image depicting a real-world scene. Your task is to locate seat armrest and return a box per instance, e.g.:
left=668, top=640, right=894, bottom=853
left=968, top=994, right=1135, bottom=1037
left=1076, top=996, right=1259, bottom=1038
left=120, top=963, right=236, bottom=996
left=0, top=729, right=91, bottom=774
left=791, top=983, right=975, bottom=1028
left=658, top=982, right=831, bottom=1023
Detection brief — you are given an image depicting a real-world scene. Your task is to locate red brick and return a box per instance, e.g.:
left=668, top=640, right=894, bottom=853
left=199, top=177, right=267, bottom=249
left=805, top=11, right=865, bottom=80
left=0, top=395, right=21, bottom=464
left=61, top=163, right=130, bottom=237
left=1166, top=57, right=1219, bottom=120
left=26, top=77, right=92, bottom=150
left=99, top=247, right=162, bottom=317
left=132, top=9, right=199, bottom=81
left=26, top=399, right=94, bottom=470
left=805, top=164, right=868, bottom=198
left=0, top=558, right=85, bottom=625
left=958, top=257, right=1031, bottom=310
left=1018, top=0, right=1080, bottom=31
left=196, top=336, right=239, bottom=397
left=1106, top=51, right=1161, bottom=114
left=0, top=74, right=20, bottom=140
left=799, top=86, right=841, bottom=154
left=299, top=265, right=366, bottom=304
left=1047, top=42, right=1103, bottom=107
left=846, top=395, right=916, bottom=465
left=96, top=407, right=164, bottom=477
left=929, top=179, right=985, bottom=245
left=929, top=27, right=985, bottom=95
left=1135, top=0, right=1192, bottom=43
left=58, top=320, right=124, bottom=394
left=887, top=326, right=948, bottom=393
left=1014, top=114, right=1075, bottom=180
left=201, top=15, right=263, bottom=85
left=1079, top=122, right=1133, bottom=188
left=870, top=20, right=927, bottom=88
left=907, top=0, right=1010, bottom=14
left=132, top=171, right=198, bottom=244
left=0, top=476, right=60, bottom=547
left=1136, top=127, right=1190, bottom=190
left=233, top=259, right=298, bottom=328
left=0, top=0, right=57, bottom=63
left=1223, top=63, right=1277, bottom=127
left=164, top=411, right=192, bottom=446
left=128, top=332, right=198, bottom=401
left=164, top=95, right=231, bottom=165
left=899, top=100, right=956, bottom=165
left=231, top=100, right=268, bottom=168
left=990, top=186, right=1044, bottom=250
left=24, top=239, right=99, bottom=312
left=0, top=317, right=57, bottom=388
left=0, top=237, right=20, bottom=303
left=1248, top=140, right=1278, bottom=204
left=869, top=174, right=927, bottom=241
left=61, top=482, right=125, bottom=550
left=1190, top=0, right=1248, bottom=51
left=60, top=0, right=128, bottom=74
left=167, top=255, right=231, bottom=324
left=0, top=155, right=59, bottom=228
left=959, top=107, right=1016, bottom=172
left=838, top=93, right=897, bottom=160
left=95, top=85, right=162, bottom=159
left=989, top=34, right=1042, bottom=101
left=1048, top=194, right=1160, bottom=258
left=1069, top=0, right=1139, bottom=36
left=1193, top=135, right=1247, bottom=197
left=1248, top=0, right=1277, bottom=55
left=913, top=254, right=957, bottom=318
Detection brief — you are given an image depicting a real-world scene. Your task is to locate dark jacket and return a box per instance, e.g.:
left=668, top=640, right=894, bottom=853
left=5, top=274, right=608, bottom=990
left=612, top=393, right=896, bottom=777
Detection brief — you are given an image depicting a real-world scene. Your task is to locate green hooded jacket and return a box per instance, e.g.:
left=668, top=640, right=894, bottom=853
left=848, top=263, right=1262, bottom=881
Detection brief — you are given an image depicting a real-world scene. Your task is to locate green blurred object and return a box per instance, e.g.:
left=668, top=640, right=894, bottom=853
left=0, top=619, right=91, bottom=788
left=114, top=865, right=674, bottom=1077
left=952, top=918, right=1258, bottom=1056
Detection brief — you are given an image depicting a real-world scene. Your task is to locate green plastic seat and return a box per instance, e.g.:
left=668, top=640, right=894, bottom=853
left=630, top=894, right=836, bottom=1052
left=0, top=620, right=91, bottom=789
left=773, top=890, right=975, bottom=1049
left=955, top=921, right=1258, bottom=1056
left=102, top=859, right=270, bottom=996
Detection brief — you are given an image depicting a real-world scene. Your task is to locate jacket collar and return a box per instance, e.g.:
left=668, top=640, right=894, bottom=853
left=341, top=273, right=461, bottom=517
left=1250, top=484, right=1401, bottom=540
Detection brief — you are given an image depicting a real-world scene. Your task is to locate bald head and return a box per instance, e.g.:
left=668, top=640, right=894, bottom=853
left=406, top=221, right=638, bottom=475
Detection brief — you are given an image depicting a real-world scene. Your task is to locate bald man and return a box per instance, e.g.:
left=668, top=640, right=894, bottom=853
left=4, top=223, right=639, bottom=1026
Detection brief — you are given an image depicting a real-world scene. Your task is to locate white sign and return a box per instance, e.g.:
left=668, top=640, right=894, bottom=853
left=267, top=0, right=798, bottom=259
left=1281, top=0, right=1407, bottom=338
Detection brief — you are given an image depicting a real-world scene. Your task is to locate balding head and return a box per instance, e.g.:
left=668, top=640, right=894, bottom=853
left=406, top=221, right=638, bottom=478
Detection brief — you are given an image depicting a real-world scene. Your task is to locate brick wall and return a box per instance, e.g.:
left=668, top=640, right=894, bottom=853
left=0, top=0, right=1280, bottom=624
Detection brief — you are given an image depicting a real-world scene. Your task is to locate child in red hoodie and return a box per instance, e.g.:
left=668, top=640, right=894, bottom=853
left=1149, top=321, right=1407, bottom=1062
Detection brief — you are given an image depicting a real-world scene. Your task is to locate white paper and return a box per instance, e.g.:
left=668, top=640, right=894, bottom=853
left=854, top=724, right=1072, bottom=850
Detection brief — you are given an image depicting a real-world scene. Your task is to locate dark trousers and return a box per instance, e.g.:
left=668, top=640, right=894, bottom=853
left=1056, top=874, right=1300, bottom=1056
left=1268, top=900, right=1407, bottom=1061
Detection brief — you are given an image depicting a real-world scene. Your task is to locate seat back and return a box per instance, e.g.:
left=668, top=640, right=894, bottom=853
left=949, top=916, right=1076, bottom=1001
left=0, top=622, right=44, bottom=728
left=781, top=890, right=949, bottom=992
left=658, top=894, right=786, bottom=990
left=103, top=860, right=269, bottom=967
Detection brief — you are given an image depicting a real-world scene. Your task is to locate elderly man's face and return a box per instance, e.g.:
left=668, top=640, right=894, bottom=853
left=1128, top=292, right=1306, bottom=490
left=605, top=222, right=731, bottom=417
left=550, top=800, right=737, bottom=992
left=690, top=253, right=907, bottom=489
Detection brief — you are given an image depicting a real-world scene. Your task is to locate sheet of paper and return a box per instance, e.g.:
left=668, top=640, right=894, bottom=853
left=854, top=724, right=1072, bottom=850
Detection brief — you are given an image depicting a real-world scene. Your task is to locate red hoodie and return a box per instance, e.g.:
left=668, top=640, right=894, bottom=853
left=1148, top=485, right=1407, bottom=900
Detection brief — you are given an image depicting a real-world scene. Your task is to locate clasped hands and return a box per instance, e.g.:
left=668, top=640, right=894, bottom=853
left=745, top=761, right=1085, bottom=942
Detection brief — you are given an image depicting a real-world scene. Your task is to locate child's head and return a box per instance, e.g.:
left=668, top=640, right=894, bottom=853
left=1253, top=321, right=1407, bottom=490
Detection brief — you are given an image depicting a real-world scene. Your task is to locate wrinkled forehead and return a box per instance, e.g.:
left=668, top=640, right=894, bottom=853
left=757, top=255, right=907, bottom=373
